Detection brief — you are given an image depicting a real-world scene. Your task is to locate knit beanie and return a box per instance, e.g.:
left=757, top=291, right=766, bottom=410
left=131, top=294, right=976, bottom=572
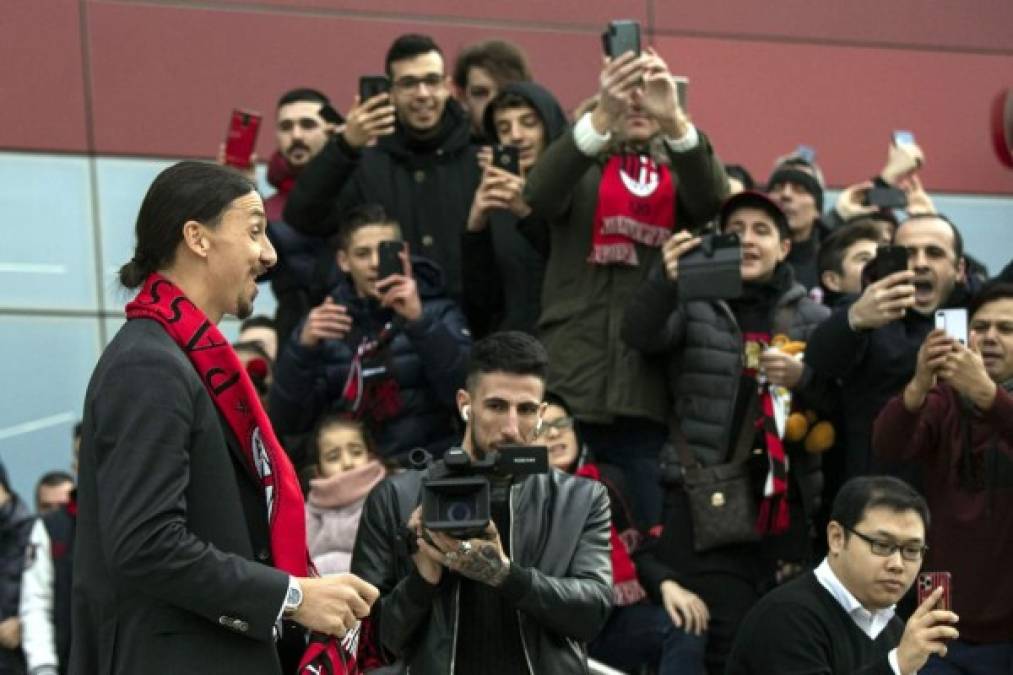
left=767, top=166, right=824, bottom=213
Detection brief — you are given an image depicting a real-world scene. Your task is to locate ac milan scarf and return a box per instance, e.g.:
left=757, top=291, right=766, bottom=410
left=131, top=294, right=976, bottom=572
left=576, top=464, right=647, bottom=606
left=125, top=273, right=309, bottom=577
left=341, top=319, right=403, bottom=422
left=589, top=153, right=675, bottom=266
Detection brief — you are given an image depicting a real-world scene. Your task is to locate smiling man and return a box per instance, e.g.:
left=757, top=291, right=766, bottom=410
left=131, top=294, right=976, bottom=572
left=71, top=162, right=379, bottom=674
left=727, top=476, right=959, bottom=675
left=284, top=34, right=481, bottom=303
left=805, top=213, right=970, bottom=484
left=350, top=331, right=612, bottom=674
left=874, top=281, right=1013, bottom=672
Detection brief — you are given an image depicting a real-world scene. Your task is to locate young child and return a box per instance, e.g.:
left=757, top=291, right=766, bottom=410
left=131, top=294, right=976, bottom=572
left=305, top=415, right=387, bottom=576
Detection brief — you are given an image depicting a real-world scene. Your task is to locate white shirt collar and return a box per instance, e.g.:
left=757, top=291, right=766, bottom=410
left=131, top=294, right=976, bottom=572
left=814, top=557, right=896, bottom=640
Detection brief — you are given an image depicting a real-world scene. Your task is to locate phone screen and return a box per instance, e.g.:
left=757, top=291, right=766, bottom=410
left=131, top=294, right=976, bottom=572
left=224, top=109, right=261, bottom=169
left=894, top=130, right=916, bottom=146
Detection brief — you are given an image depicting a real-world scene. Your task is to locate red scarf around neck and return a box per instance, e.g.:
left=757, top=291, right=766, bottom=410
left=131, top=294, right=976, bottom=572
left=589, top=153, right=676, bottom=266
left=125, top=273, right=308, bottom=577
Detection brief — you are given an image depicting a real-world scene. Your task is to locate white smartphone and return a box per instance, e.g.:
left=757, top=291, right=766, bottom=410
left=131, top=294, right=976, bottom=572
left=935, top=308, right=968, bottom=345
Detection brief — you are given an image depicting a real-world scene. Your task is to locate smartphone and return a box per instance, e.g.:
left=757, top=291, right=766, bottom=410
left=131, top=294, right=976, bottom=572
left=672, top=76, right=689, bottom=112
left=935, top=308, right=968, bottom=345
left=865, top=186, right=908, bottom=209
left=492, top=145, right=520, bottom=175
left=863, top=245, right=909, bottom=286
left=893, top=130, right=916, bottom=146
left=677, top=232, right=742, bottom=301
left=602, top=20, right=641, bottom=59
left=359, top=75, right=390, bottom=103
left=917, top=571, right=952, bottom=611
left=377, top=240, right=407, bottom=281
left=795, top=145, right=817, bottom=164
left=224, top=109, right=262, bottom=169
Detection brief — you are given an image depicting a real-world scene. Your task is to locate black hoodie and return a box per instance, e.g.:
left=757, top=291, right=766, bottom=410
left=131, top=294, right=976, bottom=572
left=283, top=98, right=480, bottom=302
left=461, top=82, right=570, bottom=336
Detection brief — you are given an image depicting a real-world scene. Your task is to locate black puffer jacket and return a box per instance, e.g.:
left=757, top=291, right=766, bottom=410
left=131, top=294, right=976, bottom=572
left=1, top=491, right=33, bottom=674
left=268, top=257, right=471, bottom=462
left=350, top=466, right=613, bottom=675
left=283, top=100, right=480, bottom=301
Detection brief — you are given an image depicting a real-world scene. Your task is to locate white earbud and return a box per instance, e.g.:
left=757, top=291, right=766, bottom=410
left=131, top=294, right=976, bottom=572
left=461, top=405, right=471, bottom=422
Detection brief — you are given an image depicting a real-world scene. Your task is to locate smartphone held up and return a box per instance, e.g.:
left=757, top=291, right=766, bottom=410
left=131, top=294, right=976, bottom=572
left=224, top=109, right=262, bottom=170
left=602, top=20, right=641, bottom=59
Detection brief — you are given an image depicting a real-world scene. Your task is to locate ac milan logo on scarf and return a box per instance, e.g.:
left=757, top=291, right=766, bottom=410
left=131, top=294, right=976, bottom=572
left=252, top=428, right=276, bottom=520
left=618, top=154, right=661, bottom=197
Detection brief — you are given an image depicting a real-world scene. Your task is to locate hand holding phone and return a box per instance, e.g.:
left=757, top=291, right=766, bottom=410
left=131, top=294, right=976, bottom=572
left=359, top=75, right=390, bottom=104
left=377, top=240, right=407, bottom=281
left=934, top=309, right=968, bottom=345
left=862, top=245, right=910, bottom=287
left=224, top=109, right=262, bottom=170
left=344, top=79, right=396, bottom=149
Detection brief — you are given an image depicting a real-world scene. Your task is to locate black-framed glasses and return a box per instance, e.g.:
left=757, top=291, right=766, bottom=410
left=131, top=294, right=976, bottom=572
left=392, top=74, right=445, bottom=92
left=845, top=526, right=928, bottom=562
left=535, top=416, right=574, bottom=437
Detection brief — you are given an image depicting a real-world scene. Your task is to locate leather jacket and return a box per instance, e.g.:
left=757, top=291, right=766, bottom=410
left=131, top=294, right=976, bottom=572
left=350, top=466, right=613, bottom=674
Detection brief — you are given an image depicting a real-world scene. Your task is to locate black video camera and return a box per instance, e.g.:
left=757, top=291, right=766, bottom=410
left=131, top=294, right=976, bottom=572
left=420, top=445, right=549, bottom=538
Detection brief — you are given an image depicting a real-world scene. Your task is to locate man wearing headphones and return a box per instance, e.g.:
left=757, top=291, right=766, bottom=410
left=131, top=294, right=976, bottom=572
left=350, top=331, right=613, bottom=674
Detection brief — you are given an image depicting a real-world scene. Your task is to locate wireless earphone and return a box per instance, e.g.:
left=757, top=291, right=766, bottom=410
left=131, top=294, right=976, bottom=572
left=461, top=405, right=471, bottom=422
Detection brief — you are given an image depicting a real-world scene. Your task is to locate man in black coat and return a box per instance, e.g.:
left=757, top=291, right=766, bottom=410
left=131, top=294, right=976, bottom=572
left=284, top=33, right=481, bottom=302
left=71, top=161, right=378, bottom=675
left=0, top=461, right=33, bottom=674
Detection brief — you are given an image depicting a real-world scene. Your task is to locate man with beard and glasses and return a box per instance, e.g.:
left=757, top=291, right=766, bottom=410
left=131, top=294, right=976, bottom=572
left=805, top=214, right=970, bottom=489
left=874, top=281, right=1013, bottom=673
left=71, top=162, right=378, bottom=675
left=284, top=34, right=481, bottom=305
left=350, top=332, right=612, bottom=674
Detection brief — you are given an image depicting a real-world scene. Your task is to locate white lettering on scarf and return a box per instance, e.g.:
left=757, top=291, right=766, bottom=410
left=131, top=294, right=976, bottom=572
left=251, top=428, right=275, bottom=520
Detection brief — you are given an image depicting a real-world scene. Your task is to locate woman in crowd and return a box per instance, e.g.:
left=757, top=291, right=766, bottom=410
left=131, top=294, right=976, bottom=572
left=541, top=393, right=706, bottom=675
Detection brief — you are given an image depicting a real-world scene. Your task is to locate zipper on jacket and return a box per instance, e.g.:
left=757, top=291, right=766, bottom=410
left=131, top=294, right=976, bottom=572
left=448, top=580, right=461, bottom=675
left=511, top=483, right=535, bottom=675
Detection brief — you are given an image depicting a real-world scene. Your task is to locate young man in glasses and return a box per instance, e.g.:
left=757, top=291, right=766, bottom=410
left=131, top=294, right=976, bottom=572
left=284, top=34, right=481, bottom=305
left=727, top=476, right=959, bottom=675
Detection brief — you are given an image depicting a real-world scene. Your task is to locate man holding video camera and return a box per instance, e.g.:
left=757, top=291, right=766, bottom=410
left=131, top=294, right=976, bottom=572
left=350, top=331, right=612, bottom=674
left=804, top=214, right=969, bottom=486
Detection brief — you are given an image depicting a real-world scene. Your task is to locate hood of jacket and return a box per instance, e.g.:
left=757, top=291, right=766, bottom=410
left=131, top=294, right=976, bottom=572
left=482, top=81, right=569, bottom=146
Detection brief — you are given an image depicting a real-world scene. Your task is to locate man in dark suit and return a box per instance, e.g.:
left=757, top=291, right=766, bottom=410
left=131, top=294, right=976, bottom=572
left=71, top=161, right=378, bottom=675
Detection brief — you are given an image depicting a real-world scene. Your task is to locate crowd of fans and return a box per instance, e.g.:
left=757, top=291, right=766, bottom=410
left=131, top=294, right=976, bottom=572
left=3, top=29, right=1013, bottom=675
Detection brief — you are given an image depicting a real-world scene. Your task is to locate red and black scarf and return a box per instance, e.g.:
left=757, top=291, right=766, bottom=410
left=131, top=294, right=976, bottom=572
left=125, top=273, right=309, bottom=577
left=589, top=153, right=676, bottom=266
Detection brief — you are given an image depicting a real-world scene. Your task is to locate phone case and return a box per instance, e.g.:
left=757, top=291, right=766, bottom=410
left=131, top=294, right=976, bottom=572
left=377, top=241, right=406, bottom=280
left=935, top=309, right=968, bottom=345
left=917, top=572, right=951, bottom=611
left=359, top=76, right=390, bottom=102
left=493, top=145, right=520, bottom=175
left=677, top=233, right=742, bottom=302
left=224, top=109, right=261, bottom=169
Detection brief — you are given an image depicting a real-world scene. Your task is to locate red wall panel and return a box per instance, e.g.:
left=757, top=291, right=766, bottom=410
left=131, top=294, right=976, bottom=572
left=653, top=1, right=1013, bottom=54
left=652, top=34, right=1013, bottom=194
left=85, top=2, right=604, bottom=157
left=0, top=0, right=89, bottom=152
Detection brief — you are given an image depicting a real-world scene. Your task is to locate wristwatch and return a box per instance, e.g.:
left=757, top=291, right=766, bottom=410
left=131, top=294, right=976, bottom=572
left=282, top=577, right=303, bottom=618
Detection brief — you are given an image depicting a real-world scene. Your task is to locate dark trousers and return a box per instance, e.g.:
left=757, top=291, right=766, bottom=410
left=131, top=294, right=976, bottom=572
left=589, top=604, right=705, bottom=675
left=920, top=640, right=1013, bottom=674
left=685, top=573, right=764, bottom=675
left=581, top=417, right=667, bottom=527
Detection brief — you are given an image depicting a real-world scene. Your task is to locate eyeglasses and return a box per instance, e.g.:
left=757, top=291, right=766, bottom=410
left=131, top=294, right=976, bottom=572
left=392, top=74, right=445, bottom=92
left=536, top=416, right=574, bottom=437
left=844, top=526, right=928, bottom=562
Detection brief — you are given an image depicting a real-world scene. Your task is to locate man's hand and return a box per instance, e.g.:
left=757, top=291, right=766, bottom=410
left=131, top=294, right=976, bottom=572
left=299, top=297, right=353, bottom=348
left=848, top=270, right=916, bottom=330
left=292, top=574, right=380, bottom=638
left=896, top=587, right=959, bottom=675
left=216, top=143, right=257, bottom=182
left=939, top=341, right=997, bottom=410
left=466, top=166, right=530, bottom=231
left=343, top=93, right=396, bottom=149
left=376, top=249, right=422, bottom=322
left=408, top=507, right=444, bottom=584
left=660, top=231, right=702, bottom=282
left=592, top=52, right=646, bottom=134
left=881, top=141, right=924, bottom=186
left=640, top=48, right=688, bottom=139
left=904, top=329, right=952, bottom=411
left=760, top=348, right=805, bottom=389
left=0, top=617, right=21, bottom=649
left=898, top=174, right=937, bottom=216
left=834, top=181, right=880, bottom=221
left=422, top=521, right=511, bottom=588
left=659, top=580, right=709, bottom=636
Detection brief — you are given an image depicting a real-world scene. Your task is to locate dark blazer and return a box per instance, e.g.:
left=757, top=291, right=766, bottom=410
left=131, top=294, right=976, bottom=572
left=71, top=319, right=290, bottom=675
